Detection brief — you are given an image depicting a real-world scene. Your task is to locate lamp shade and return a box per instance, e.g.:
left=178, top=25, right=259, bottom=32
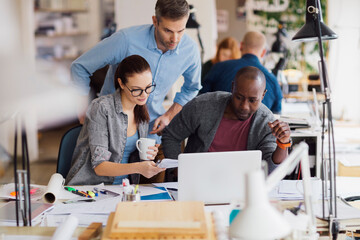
left=292, top=0, right=337, bottom=42
left=186, top=5, right=200, bottom=29
left=229, top=170, right=291, bottom=240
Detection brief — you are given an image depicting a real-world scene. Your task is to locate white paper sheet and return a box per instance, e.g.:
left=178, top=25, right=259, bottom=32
left=268, top=178, right=322, bottom=200
left=42, top=213, right=109, bottom=227
left=47, top=196, right=122, bottom=215
left=137, top=186, right=166, bottom=196
left=0, top=183, right=46, bottom=201
left=153, top=182, right=178, bottom=190
left=157, top=158, right=178, bottom=169
left=336, top=176, right=360, bottom=198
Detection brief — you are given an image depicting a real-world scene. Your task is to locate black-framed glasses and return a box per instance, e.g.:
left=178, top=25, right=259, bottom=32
left=124, top=84, right=156, bottom=97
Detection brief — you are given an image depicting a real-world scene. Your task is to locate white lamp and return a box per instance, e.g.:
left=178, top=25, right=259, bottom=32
left=230, top=142, right=319, bottom=240
left=229, top=170, right=291, bottom=240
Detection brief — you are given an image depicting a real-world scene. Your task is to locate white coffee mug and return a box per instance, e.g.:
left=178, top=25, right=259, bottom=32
left=136, top=138, right=156, bottom=160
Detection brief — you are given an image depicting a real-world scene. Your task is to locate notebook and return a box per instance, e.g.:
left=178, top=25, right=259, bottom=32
left=178, top=150, right=262, bottom=204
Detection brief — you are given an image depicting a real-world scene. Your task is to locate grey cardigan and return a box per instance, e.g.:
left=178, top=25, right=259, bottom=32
left=162, top=92, right=278, bottom=173
left=66, top=90, right=148, bottom=185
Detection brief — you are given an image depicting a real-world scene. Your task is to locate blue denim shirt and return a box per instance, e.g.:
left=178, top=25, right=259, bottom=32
left=65, top=90, right=148, bottom=185
left=71, top=24, right=201, bottom=124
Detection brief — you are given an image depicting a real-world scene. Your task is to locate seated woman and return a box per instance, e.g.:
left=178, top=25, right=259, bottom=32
left=66, top=55, right=165, bottom=185
left=201, top=37, right=240, bottom=85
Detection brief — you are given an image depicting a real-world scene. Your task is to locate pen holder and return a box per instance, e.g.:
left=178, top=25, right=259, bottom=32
left=123, top=192, right=140, bottom=202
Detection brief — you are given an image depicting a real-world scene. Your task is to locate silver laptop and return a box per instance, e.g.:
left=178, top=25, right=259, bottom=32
left=178, top=150, right=262, bottom=204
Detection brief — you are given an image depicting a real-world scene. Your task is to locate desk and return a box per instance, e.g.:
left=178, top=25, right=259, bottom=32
left=0, top=226, right=85, bottom=237
left=2, top=179, right=360, bottom=240
left=284, top=91, right=325, bottom=102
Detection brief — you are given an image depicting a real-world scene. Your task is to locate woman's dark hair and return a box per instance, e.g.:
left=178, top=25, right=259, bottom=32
left=114, top=55, right=151, bottom=125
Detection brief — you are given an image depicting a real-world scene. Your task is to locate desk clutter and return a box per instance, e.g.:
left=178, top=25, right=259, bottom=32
left=0, top=173, right=175, bottom=227
left=4, top=173, right=360, bottom=239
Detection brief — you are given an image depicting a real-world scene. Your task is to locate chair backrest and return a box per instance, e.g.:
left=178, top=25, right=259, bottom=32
left=56, top=125, right=82, bottom=179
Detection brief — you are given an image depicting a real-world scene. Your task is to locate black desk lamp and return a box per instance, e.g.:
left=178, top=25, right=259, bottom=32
left=292, top=0, right=338, bottom=238
left=271, top=21, right=288, bottom=77
left=186, top=5, right=204, bottom=64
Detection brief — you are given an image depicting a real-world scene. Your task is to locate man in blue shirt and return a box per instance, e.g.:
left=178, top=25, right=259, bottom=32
left=200, top=31, right=283, bottom=114
left=71, top=0, right=201, bottom=141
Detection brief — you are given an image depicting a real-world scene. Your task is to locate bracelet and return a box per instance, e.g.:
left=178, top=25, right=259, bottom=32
left=276, top=139, right=292, bottom=150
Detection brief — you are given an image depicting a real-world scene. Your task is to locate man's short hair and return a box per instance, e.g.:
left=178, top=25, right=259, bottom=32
left=155, top=0, right=189, bottom=21
left=234, top=66, right=266, bottom=89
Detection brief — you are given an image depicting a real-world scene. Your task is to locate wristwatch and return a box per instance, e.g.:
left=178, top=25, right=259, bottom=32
left=276, top=139, right=292, bottom=150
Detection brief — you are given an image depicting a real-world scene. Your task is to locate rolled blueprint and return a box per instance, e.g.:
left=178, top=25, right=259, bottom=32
left=43, top=173, right=64, bottom=203
left=52, top=215, right=79, bottom=240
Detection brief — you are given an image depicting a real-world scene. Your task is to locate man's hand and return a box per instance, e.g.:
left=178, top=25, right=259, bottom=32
left=150, top=103, right=183, bottom=135
left=77, top=95, right=89, bottom=124
left=150, top=115, right=170, bottom=135
left=268, top=119, right=291, bottom=144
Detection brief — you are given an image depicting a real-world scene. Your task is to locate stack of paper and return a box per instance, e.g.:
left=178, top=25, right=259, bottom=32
left=268, top=179, right=322, bottom=200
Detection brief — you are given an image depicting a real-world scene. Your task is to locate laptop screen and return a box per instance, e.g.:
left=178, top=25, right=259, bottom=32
left=178, top=150, right=262, bottom=204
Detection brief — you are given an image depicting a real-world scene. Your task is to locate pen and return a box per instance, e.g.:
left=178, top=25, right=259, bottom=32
left=155, top=159, right=162, bottom=166
left=78, top=190, right=92, bottom=198
left=63, top=199, right=96, bottom=204
left=64, top=187, right=88, bottom=198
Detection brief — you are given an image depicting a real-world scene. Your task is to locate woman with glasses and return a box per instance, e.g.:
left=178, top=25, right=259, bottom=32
left=66, top=55, right=165, bottom=185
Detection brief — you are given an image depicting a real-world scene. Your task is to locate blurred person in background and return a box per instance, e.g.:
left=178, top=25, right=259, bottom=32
left=201, top=37, right=240, bottom=85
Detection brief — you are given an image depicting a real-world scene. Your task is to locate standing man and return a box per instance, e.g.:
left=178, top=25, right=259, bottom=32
left=200, top=31, right=283, bottom=114
left=71, top=0, right=201, bottom=141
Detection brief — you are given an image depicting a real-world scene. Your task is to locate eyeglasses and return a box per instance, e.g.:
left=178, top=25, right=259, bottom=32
left=124, top=84, right=156, bottom=97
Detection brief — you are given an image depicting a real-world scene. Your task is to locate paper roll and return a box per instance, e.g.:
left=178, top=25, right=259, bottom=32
left=43, top=173, right=64, bottom=203
left=52, top=215, right=79, bottom=240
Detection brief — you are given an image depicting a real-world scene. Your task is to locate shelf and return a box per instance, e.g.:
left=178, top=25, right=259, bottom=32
left=35, top=32, right=88, bottom=38
left=35, top=8, right=88, bottom=13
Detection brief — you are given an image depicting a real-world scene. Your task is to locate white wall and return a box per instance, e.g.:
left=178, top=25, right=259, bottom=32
left=0, top=0, right=38, bottom=161
left=328, top=0, right=360, bottom=122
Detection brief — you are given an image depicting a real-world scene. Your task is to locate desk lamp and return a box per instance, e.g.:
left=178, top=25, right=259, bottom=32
left=229, top=170, right=291, bottom=240
left=229, top=142, right=319, bottom=240
left=292, top=0, right=338, bottom=238
left=186, top=4, right=204, bottom=64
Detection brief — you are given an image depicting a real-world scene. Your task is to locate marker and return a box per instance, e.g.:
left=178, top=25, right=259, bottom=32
left=78, top=190, right=91, bottom=198
left=74, top=190, right=88, bottom=197
left=64, top=186, right=76, bottom=192
left=10, top=188, right=38, bottom=197
left=134, top=185, right=139, bottom=194
left=87, top=191, right=95, bottom=198
left=155, top=159, right=162, bottom=166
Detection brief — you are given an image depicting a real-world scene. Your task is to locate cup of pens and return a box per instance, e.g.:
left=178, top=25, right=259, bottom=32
left=122, top=184, right=140, bottom=202
left=123, top=192, right=140, bottom=202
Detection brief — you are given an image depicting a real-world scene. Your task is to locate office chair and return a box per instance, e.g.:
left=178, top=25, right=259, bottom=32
left=56, top=125, right=82, bottom=179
